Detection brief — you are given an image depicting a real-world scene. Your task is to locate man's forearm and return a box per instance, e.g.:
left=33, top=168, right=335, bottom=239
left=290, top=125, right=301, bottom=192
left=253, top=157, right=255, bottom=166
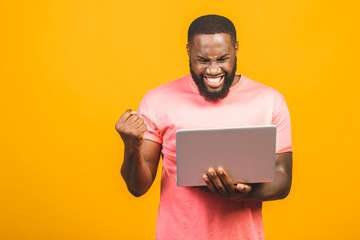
left=121, top=146, right=154, bottom=197
left=246, top=152, right=293, bottom=201
left=247, top=170, right=292, bottom=201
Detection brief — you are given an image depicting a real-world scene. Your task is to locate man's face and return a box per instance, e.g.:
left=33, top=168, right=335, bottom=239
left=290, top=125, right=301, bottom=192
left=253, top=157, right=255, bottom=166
left=187, top=33, right=238, bottom=102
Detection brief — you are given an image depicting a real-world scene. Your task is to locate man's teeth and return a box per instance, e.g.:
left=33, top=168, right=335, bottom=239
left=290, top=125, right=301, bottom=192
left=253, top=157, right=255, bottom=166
left=205, top=77, right=222, bottom=83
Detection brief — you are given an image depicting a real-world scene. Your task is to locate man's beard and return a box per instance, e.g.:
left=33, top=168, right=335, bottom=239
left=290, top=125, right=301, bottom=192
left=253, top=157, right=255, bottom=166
left=190, top=59, right=237, bottom=102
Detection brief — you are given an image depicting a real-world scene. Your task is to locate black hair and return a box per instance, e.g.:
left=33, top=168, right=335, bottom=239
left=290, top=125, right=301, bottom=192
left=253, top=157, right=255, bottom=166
left=188, top=14, right=237, bottom=45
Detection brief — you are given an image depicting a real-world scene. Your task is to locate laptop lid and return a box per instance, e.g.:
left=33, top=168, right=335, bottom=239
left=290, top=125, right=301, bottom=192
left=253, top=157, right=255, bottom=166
left=176, top=125, right=276, bottom=186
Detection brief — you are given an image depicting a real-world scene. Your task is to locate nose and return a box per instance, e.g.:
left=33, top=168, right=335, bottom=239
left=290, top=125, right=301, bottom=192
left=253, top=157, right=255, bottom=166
left=206, top=62, right=221, bottom=75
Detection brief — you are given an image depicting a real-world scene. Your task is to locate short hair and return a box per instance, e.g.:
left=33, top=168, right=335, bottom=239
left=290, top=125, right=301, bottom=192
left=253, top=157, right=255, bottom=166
left=188, top=15, right=237, bottom=45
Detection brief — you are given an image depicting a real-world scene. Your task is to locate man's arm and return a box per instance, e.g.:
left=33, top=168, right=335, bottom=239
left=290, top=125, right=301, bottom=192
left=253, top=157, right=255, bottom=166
left=116, top=110, right=161, bottom=197
left=203, top=152, right=293, bottom=201
left=249, top=152, right=292, bottom=201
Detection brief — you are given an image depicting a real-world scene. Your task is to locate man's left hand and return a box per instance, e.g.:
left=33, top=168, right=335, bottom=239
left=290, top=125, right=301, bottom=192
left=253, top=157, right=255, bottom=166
left=202, top=167, right=252, bottom=200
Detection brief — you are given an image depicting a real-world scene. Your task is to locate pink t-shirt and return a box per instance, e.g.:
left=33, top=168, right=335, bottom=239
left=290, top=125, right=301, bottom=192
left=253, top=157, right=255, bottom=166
left=137, top=74, right=292, bottom=240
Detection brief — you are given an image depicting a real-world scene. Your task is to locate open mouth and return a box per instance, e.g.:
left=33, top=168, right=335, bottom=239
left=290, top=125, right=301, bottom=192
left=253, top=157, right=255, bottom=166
left=203, top=75, right=225, bottom=88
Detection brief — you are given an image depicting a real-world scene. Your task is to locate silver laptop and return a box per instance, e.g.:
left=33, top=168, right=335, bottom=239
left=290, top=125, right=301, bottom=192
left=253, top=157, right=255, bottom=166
left=176, top=125, right=276, bottom=186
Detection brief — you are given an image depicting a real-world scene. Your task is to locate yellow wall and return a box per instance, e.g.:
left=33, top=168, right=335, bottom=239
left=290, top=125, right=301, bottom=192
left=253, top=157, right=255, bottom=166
left=1, top=1, right=359, bottom=239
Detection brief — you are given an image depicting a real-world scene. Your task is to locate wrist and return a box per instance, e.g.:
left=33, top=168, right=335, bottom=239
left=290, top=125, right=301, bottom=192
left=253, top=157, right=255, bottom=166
left=124, top=143, right=142, bottom=153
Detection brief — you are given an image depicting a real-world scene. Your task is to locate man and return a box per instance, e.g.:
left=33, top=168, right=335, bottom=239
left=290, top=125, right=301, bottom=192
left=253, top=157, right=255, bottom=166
left=116, top=15, right=292, bottom=240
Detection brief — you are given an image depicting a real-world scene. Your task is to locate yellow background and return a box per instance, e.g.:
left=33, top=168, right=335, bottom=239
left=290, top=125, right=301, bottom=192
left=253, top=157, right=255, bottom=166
left=1, top=0, right=359, bottom=239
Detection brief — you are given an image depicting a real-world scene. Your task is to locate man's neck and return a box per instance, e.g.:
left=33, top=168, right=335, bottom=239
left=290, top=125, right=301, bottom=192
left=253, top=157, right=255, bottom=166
left=230, top=74, right=241, bottom=88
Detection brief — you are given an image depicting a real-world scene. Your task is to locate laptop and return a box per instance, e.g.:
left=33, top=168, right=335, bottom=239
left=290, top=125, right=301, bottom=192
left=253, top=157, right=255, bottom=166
left=176, top=125, right=276, bottom=186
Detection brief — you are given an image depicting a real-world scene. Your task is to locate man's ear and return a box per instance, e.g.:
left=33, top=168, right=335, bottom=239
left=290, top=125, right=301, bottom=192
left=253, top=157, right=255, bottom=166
left=186, top=44, right=191, bottom=57
left=235, top=41, right=239, bottom=55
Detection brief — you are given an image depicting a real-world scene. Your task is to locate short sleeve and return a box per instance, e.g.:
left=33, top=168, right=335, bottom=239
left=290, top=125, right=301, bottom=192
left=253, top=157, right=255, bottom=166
left=137, top=94, right=163, bottom=144
left=272, top=92, right=293, bottom=153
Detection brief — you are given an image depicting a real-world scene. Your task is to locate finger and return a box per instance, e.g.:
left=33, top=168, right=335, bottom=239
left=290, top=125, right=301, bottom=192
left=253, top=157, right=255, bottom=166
left=124, top=114, right=140, bottom=125
left=236, top=183, right=252, bottom=193
left=217, top=167, right=236, bottom=193
left=137, top=122, right=147, bottom=132
left=116, top=113, right=141, bottom=134
left=128, top=121, right=146, bottom=138
left=131, top=118, right=144, bottom=129
left=207, top=168, right=228, bottom=197
left=202, top=173, right=216, bottom=193
left=117, top=109, right=134, bottom=124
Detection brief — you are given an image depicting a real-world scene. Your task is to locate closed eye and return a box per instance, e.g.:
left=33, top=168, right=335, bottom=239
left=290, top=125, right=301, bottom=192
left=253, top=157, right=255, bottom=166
left=197, top=58, right=210, bottom=63
left=217, top=57, right=229, bottom=63
left=196, top=55, right=229, bottom=63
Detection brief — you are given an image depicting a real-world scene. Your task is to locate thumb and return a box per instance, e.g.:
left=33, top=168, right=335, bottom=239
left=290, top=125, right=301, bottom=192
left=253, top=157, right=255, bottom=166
left=236, top=183, right=252, bottom=193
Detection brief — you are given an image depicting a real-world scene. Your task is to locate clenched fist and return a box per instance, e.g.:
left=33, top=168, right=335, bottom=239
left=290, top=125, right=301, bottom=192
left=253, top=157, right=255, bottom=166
left=115, top=109, right=147, bottom=149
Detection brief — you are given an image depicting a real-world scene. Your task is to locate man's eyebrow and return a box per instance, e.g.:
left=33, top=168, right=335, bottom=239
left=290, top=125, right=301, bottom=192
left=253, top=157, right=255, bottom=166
left=217, top=54, right=229, bottom=59
left=196, top=56, right=209, bottom=60
left=196, top=54, right=230, bottom=60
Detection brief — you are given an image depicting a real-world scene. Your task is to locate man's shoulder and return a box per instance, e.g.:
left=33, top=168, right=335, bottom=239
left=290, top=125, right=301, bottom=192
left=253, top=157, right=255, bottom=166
left=242, top=76, right=274, bottom=91
left=241, top=76, right=284, bottom=99
left=144, top=74, right=192, bottom=98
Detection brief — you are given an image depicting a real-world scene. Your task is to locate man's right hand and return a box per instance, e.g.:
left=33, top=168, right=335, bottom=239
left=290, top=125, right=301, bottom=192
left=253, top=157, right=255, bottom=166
left=116, top=109, right=160, bottom=197
left=115, top=109, right=147, bottom=149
